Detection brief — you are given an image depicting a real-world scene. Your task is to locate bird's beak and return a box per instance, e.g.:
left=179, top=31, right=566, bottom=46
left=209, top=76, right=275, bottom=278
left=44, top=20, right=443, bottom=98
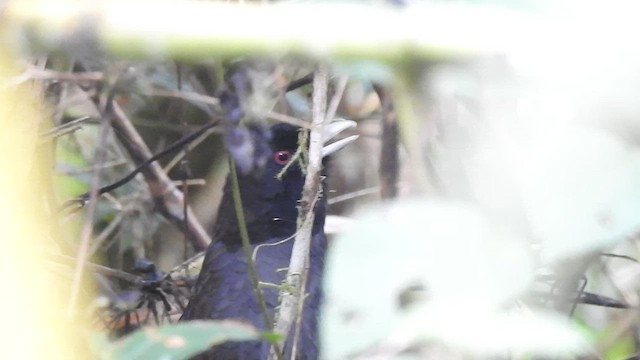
left=322, top=119, right=359, bottom=158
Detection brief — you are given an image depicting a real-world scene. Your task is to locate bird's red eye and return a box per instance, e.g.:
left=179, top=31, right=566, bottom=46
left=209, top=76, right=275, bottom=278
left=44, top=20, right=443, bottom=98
left=273, top=150, right=292, bottom=165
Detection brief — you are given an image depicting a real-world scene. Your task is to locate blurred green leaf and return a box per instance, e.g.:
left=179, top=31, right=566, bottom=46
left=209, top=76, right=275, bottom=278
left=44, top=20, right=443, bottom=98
left=260, top=331, right=284, bottom=344
left=333, top=61, right=394, bottom=84
left=517, top=127, right=640, bottom=263
left=54, top=136, right=90, bottom=199
left=402, top=306, right=588, bottom=357
left=106, top=321, right=259, bottom=360
left=604, top=335, right=635, bottom=360
left=321, top=200, right=536, bottom=358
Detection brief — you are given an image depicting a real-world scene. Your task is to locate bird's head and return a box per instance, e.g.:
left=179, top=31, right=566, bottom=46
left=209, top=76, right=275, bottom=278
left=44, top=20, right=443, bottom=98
left=220, top=120, right=357, bottom=243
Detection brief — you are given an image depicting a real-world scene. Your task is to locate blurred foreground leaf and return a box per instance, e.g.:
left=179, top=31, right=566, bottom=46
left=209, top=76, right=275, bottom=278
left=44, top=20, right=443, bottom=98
left=517, top=126, right=640, bottom=263
left=106, top=321, right=259, bottom=360
left=322, top=200, right=555, bottom=358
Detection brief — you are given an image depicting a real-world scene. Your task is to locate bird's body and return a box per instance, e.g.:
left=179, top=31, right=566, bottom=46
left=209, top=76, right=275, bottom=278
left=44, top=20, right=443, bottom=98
left=181, top=124, right=328, bottom=360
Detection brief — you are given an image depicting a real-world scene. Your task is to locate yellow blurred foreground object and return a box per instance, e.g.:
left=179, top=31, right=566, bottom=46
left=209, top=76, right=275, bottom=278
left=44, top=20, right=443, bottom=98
left=0, top=36, right=86, bottom=359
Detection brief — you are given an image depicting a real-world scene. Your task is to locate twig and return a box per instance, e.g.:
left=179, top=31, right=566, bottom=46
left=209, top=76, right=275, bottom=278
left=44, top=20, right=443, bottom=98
left=60, top=118, right=219, bottom=212
left=293, top=73, right=347, bottom=357
left=39, top=115, right=91, bottom=139
left=171, top=179, right=206, bottom=187
left=88, top=210, right=125, bottom=256
left=270, top=65, right=328, bottom=359
left=252, top=192, right=322, bottom=263
left=3, top=68, right=103, bottom=88
left=163, top=125, right=217, bottom=173
left=325, top=75, right=348, bottom=122
left=276, top=130, right=308, bottom=180
left=601, top=253, right=640, bottom=263
left=32, top=69, right=103, bottom=81
left=46, top=252, right=141, bottom=284
left=107, top=101, right=212, bottom=251
left=228, top=159, right=282, bottom=359
left=285, top=72, right=314, bottom=92
left=140, top=88, right=219, bottom=106
left=328, top=186, right=381, bottom=205
left=177, top=62, right=191, bottom=262
left=58, top=159, right=128, bottom=176
left=66, top=103, right=113, bottom=317
left=373, top=84, right=399, bottom=199
left=393, top=75, right=433, bottom=193
left=267, top=111, right=311, bottom=129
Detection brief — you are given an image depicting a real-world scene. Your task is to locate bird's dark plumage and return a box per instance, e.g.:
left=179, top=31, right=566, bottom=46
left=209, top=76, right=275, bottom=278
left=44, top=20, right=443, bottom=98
left=181, top=123, right=327, bottom=360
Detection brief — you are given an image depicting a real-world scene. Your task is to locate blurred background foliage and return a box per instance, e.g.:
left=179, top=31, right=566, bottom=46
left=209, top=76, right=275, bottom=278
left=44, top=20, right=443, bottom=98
left=2, top=0, right=640, bottom=359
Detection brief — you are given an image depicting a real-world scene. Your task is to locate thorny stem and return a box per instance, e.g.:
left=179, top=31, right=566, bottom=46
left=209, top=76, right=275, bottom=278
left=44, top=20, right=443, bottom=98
left=229, top=159, right=282, bottom=360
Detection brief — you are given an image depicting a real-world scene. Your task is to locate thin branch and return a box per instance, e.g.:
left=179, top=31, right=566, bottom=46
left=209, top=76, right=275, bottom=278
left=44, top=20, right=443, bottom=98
left=60, top=121, right=217, bottom=217
left=3, top=68, right=103, bottom=88
left=292, top=73, right=347, bottom=358
left=163, top=125, right=217, bottom=173
left=46, top=252, right=141, bottom=284
left=328, top=186, right=381, bottom=205
left=267, top=111, right=312, bottom=129
left=171, top=179, right=206, bottom=187
left=393, top=75, right=433, bottom=193
left=66, top=104, right=113, bottom=317
left=60, top=119, right=219, bottom=214
left=285, top=72, right=314, bottom=92
left=601, top=253, right=640, bottom=263
left=276, top=130, right=308, bottom=180
left=107, top=101, right=212, bottom=251
left=39, top=115, right=91, bottom=139
left=88, top=210, right=125, bottom=256
left=165, top=252, right=205, bottom=294
left=252, top=192, right=322, bottom=263
left=325, top=75, right=348, bottom=122
left=140, top=88, right=219, bottom=106
left=270, top=65, right=328, bottom=359
left=291, top=272, right=308, bottom=359
left=373, top=84, right=399, bottom=199
left=176, top=62, right=191, bottom=262
left=58, top=159, right=128, bottom=177
left=228, top=159, right=282, bottom=359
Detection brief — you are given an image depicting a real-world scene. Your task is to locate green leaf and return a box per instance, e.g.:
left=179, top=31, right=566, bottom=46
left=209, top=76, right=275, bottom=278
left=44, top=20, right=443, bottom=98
left=107, top=321, right=259, bottom=360
left=260, top=331, right=284, bottom=344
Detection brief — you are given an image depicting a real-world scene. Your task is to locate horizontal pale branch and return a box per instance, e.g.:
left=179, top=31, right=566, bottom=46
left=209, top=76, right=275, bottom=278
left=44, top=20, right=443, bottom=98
left=6, top=1, right=534, bottom=62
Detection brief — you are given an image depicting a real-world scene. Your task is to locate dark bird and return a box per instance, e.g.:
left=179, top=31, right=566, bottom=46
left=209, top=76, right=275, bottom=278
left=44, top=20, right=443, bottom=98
left=181, top=121, right=357, bottom=360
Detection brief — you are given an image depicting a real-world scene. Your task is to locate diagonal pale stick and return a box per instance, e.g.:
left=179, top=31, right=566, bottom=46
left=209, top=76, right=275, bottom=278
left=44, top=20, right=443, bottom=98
left=270, top=65, right=328, bottom=359
left=109, top=101, right=211, bottom=250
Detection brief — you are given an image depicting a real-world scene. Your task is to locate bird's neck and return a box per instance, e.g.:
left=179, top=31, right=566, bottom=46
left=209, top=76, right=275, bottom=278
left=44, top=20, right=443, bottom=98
left=214, top=174, right=327, bottom=248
